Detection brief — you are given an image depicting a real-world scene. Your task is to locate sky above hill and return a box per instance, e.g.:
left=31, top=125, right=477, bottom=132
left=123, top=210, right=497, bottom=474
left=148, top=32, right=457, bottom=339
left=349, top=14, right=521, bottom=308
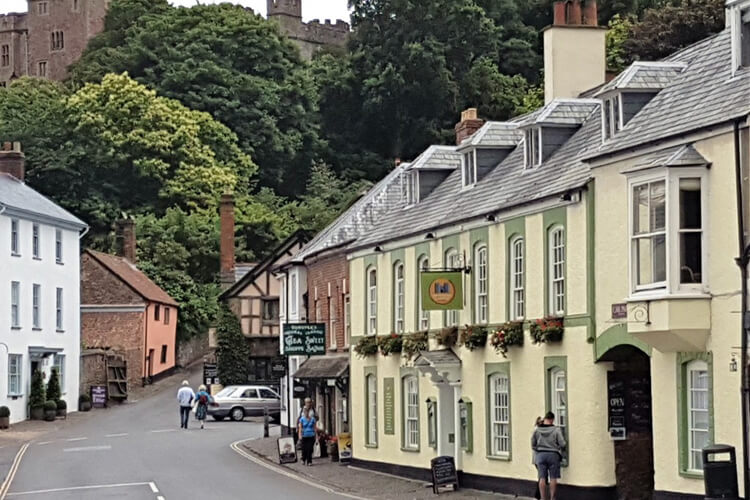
left=1, top=0, right=350, bottom=22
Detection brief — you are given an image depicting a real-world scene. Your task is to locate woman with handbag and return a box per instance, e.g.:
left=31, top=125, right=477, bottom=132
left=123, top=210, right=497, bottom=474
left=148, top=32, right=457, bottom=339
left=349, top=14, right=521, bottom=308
left=194, top=385, right=212, bottom=430
left=298, top=405, right=317, bottom=466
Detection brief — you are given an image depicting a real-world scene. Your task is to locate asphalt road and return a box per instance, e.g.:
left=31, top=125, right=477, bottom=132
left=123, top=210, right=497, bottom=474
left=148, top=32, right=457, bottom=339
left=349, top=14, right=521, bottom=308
left=5, top=369, right=346, bottom=500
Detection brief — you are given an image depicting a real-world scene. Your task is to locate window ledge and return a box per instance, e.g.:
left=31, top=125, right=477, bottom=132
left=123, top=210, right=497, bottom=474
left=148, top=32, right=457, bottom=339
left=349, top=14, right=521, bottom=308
left=679, top=470, right=704, bottom=479
left=11, top=253, right=20, bottom=258
left=33, top=257, right=42, bottom=261
left=627, top=291, right=711, bottom=303
left=364, top=443, right=378, bottom=449
left=8, top=394, right=23, bottom=398
left=32, top=327, right=42, bottom=331
left=486, top=454, right=511, bottom=462
left=400, top=447, right=420, bottom=453
left=56, top=261, right=64, bottom=266
left=11, top=326, right=21, bottom=330
left=56, top=329, right=65, bottom=333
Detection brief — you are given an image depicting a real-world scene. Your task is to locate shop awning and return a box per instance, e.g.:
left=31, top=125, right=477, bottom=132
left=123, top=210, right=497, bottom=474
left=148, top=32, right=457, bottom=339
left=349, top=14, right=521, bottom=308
left=293, top=355, right=349, bottom=380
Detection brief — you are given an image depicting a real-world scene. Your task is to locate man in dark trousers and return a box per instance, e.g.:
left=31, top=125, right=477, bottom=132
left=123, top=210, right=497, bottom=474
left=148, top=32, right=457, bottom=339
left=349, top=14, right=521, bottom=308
left=531, top=412, right=566, bottom=500
left=176, top=380, right=195, bottom=429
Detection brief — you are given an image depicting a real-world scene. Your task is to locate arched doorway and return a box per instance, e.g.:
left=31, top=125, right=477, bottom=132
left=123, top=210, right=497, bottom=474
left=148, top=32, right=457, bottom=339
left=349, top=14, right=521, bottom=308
left=600, top=345, right=654, bottom=500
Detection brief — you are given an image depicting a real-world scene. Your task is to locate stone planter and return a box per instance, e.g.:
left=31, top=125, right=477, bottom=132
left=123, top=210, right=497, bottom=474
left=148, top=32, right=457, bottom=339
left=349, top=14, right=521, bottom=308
left=80, top=401, right=92, bottom=412
left=56, top=408, right=67, bottom=418
left=0, top=416, right=9, bottom=429
left=30, top=406, right=44, bottom=420
left=43, top=409, right=56, bottom=422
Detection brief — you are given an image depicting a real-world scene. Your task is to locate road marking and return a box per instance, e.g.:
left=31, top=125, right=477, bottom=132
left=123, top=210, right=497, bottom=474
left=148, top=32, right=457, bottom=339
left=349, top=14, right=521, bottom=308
left=150, top=429, right=177, bottom=434
left=6, top=482, right=151, bottom=497
left=35, top=441, right=54, bottom=446
left=149, top=482, right=158, bottom=493
left=104, top=433, right=128, bottom=438
left=62, top=445, right=111, bottom=453
left=157, top=497, right=165, bottom=500
left=65, top=437, right=87, bottom=442
left=0, top=443, right=30, bottom=500
left=230, top=439, right=366, bottom=500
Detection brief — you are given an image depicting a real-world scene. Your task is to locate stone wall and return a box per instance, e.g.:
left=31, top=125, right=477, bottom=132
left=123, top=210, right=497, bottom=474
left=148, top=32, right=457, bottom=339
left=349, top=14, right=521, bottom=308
left=176, top=334, right=210, bottom=368
left=81, top=311, right=144, bottom=389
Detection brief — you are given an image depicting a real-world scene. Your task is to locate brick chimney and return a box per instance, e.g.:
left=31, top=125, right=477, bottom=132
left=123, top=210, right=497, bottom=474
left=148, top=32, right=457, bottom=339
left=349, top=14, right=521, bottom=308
left=220, top=193, right=236, bottom=287
left=544, top=0, right=605, bottom=103
left=0, top=142, right=25, bottom=181
left=455, top=108, right=485, bottom=145
left=116, top=219, right=137, bottom=263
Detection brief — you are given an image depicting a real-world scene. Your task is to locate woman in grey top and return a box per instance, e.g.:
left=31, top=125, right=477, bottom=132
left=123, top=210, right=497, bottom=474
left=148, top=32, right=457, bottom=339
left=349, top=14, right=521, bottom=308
left=531, top=412, right=566, bottom=500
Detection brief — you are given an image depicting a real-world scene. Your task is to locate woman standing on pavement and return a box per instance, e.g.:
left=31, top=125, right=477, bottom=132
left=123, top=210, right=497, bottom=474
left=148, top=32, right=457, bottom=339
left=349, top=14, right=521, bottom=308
left=298, top=404, right=317, bottom=466
left=194, top=384, right=212, bottom=430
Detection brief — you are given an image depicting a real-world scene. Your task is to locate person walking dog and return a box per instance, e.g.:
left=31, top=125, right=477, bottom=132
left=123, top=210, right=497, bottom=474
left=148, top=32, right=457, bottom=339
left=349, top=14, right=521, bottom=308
left=531, top=412, right=566, bottom=500
left=177, top=380, right=195, bottom=429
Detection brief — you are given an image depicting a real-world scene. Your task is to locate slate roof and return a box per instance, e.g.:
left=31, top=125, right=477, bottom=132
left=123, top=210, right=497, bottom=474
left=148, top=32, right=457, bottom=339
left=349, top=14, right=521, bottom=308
left=86, top=250, right=178, bottom=306
left=517, top=99, right=600, bottom=128
left=407, top=146, right=462, bottom=170
left=589, top=29, right=750, bottom=159
left=595, top=61, right=687, bottom=96
left=457, top=122, right=521, bottom=150
left=414, top=349, right=461, bottom=367
left=622, top=144, right=710, bottom=174
left=354, top=101, right=600, bottom=249
left=290, top=164, right=407, bottom=262
left=0, top=173, right=86, bottom=229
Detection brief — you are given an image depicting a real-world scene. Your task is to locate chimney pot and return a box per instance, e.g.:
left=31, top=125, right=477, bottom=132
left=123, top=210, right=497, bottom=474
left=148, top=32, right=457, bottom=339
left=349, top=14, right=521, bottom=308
left=455, top=108, right=485, bottom=145
left=553, top=2, right=567, bottom=25
left=116, top=219, right=137, bottom=263
left=0, top=141, right=25, bottom=181
left=569, top=0, right=583, bottom=25
left=220, top=193, right=236, bottom=287
left=583, top=0, right=598, bottom=26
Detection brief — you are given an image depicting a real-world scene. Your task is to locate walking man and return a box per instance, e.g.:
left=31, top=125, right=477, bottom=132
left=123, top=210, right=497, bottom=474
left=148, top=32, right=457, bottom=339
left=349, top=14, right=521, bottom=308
left=177, top=380, right=195, bottom=429
left=531, top=411, right=566, bottom=500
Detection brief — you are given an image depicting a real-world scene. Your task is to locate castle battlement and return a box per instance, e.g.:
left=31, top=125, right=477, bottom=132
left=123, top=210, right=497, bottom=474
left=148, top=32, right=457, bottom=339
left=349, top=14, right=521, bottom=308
left=0, top=12, right=27, bottom=32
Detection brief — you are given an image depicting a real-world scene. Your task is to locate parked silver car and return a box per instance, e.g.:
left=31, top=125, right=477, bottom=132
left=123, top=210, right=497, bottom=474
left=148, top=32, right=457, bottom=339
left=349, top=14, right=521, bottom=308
left=208, top=385, right=282, bottom=422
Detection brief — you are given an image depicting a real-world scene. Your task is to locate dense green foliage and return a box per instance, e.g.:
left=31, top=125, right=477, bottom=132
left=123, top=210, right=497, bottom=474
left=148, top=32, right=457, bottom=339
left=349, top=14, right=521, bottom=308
left=46, top=369, right=61, bottom=403
left=29, top=371, right=46, bottom=409
left=215, top=305, right=251, bottom=386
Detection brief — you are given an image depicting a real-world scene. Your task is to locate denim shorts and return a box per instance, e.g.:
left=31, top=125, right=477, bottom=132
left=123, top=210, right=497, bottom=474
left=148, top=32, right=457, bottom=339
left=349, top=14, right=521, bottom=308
left=535, top=451, right=562, bottom=479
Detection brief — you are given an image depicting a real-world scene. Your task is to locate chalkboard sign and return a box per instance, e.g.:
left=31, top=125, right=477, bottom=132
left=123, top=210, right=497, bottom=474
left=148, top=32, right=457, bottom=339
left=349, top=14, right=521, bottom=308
left=607, top=372, right=626, bottom=440
left=91, top=385, right=107, bottom=408
left=203, top=362, right=219, bottom=386
left=277, top=436, right=298, bottom=464
left=271, top=358, right=287, bottom=377
left=431, top=456, right=459, bottom=494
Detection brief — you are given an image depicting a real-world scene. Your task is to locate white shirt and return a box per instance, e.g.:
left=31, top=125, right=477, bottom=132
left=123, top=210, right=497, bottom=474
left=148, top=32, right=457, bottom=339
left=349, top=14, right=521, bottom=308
left=177, top=387, right=195, bottom=407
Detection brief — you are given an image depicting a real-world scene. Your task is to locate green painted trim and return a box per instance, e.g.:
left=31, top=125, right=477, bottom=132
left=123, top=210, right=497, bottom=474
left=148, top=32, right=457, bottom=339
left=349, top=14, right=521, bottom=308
left=544, top=356, right=568, bottom=466
left=485, top=362, right=512, bottom=460
left=383, top=377, right=395, bottom=435
left=390, top=248, right=405, bottom=266
left=441, top=235, right=461, bottom=258
left=563, top=314, right=593, bottom=328
left=415, top=243, right=431, bottom=331
left=586, top=183, right=597, bottom=346
left=676, top=352, right=714, bottom=477
left=400, top=366, right=420, bottom=451
left=543, top=207, right=567, bottom=316
left=595, top=324, right=652, bottom=361
left=364, top=366, right=378, bottom=448
left=505, top=217, right=526, bottom=321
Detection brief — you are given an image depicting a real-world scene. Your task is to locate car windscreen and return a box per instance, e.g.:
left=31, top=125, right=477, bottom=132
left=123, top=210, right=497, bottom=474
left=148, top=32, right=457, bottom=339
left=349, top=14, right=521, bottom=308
left=215, top=387, right=238, bottom=398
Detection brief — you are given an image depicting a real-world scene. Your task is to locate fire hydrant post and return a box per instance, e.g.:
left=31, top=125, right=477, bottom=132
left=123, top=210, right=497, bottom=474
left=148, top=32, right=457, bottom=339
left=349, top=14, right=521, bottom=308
left=263, top=406, right=269, bottom=438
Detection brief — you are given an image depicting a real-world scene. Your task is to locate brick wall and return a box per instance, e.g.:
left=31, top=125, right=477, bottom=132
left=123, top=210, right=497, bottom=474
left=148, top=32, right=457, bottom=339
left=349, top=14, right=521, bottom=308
left=81, top=310, right=144, bottom=389
left=305, top=252, right=349, bottom=352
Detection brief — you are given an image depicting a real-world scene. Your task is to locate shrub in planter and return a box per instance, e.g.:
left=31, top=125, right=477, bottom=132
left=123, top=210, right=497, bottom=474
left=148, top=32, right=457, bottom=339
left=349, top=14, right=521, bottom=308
left=46, top=368, right=61, bottom=403
left=56, top=399, right=67, bottom=417
left=460, top=325, right=488, bottom=351
left=437, top=326, right=458, bottom=347
left=0, top=406, right=9, bottom=429
left=377, top=333, right=403, bottom=356
left=354, top=336, right=378, bottom=358
left=489, top=322, right=524, bottom=357
left=529, top=317, right=565, bottom=344
left=79, top=393, right=92, bottom=412
left=29, top=370, right=46, bottom=420
left=402, top=331, right=428, bottom=359
left=43, top=400, right=57, bottom=421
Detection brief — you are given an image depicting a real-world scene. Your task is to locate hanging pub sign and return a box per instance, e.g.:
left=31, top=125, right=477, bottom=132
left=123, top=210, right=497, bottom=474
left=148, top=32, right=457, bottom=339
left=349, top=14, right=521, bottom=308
left=420, top=271, right=464, bottom=311
left=283, top=323, right=326, bottom=356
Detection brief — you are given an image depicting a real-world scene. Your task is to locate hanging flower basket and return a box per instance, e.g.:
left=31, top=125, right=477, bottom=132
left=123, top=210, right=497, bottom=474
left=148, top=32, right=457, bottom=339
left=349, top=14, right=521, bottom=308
left=489, top=322, right=524, bottom=358
left=377, top=333, right=404, bottom=356
left=460, top=325, right=488, bottom=351
left=354, top=336, right=379, bottom=357
left=437, top=326, right=459, bottom=347
left=403, top=331, right=428, bottom=359
left=529, top=317, right=565, bottom=344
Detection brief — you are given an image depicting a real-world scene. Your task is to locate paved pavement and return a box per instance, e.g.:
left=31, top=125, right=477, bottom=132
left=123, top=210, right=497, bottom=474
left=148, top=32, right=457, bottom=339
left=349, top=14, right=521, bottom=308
left=0, top=367, right=347, bottom=500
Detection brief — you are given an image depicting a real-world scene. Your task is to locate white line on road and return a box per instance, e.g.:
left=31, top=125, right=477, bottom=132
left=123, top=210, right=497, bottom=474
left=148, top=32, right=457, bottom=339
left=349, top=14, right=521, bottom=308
left=65, top=437, right=87, bottom=442
left=157, top=497, right=165, bottom=500
left=6, top=482, right=151, bottom=497
left=35, top=442, right=54, bottom=446
left=149, top=482, right=158, bottom=493
left=104, top=433, right=128, bottom=438
left=0, top=442, right=29, bottom=500
left=150, top=429, right=177, bottom=434
left=62, top=445, right=111, bottom=453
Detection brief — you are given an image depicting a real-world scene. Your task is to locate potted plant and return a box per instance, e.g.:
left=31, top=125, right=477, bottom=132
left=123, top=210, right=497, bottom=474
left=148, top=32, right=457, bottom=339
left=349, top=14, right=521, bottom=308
left=56, top=400, right=67, bottom=418
left=529, top=317, right=565, bottom=344
left=0, top=406, right=9, bottom=429
left=43, top=400, right=57, bottom=421
left=46, top=368, right=61, bottom=403
left=460, top=325, right=488, bottom=351
left=489, top=321, right=524, bottom=357
left=437, top=326, right=458, bottom=347
left=354, top=336, right=378, bottom=357
left=29, top=370, right=46, bottom=420
left=377, top=333, right=403, bottom=356
left=402, top=331, right=428, bottom=359
left=79, top=393, right=92, bottom=412
left=327, top=435, right=339, bottom=462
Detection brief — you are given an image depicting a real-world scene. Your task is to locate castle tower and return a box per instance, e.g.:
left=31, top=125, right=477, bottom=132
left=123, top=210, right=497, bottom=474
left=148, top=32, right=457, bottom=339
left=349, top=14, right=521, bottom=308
left=267, top=0, right=302, bottom=21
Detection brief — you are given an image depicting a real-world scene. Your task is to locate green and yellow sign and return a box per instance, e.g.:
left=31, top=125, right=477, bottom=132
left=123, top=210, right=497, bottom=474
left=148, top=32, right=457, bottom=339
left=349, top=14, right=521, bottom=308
left=420, top=271, right=463, bottom=310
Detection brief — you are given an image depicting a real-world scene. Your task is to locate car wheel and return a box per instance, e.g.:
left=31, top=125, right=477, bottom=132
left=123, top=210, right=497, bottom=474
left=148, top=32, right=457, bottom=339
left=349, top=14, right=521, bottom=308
left=212, top=415, right=225, bottom=421
left=230, top=407, right=245, bottom=422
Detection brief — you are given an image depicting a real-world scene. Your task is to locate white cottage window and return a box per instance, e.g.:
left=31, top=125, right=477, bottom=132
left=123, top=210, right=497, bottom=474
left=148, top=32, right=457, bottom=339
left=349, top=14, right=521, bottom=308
left=418, top=256, right=430, bottom=330
left=445, top=249, right=460, bottom=326
left=687, top=360, right=710, bottom=472
left=367, top=267, right=377, bottom=335
left=403, top=376, right=419, bottom=449
left=510, top=237, right=525, bottom=320
left=490, top=373, right=510, bottom=457
left=393, top=261, right=404, bottom=333
left=474, top=245, right=488, bottom=324
left=548, top=227, right=565, bottom=315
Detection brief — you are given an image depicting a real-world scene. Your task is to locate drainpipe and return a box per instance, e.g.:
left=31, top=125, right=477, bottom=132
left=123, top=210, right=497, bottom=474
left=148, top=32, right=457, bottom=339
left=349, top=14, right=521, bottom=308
left=732, top=117, right=750, bottom=500
left=284, top=268, right=292, bottom=437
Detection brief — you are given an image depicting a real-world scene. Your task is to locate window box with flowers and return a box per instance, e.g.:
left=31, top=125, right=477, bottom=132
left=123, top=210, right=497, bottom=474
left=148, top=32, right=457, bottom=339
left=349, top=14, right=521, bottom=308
left=354, top=336, right=379, bottom=357
left=403, top=331, right=428, bottom=359
left=437, top=326, right=459, bottom=347
left=460, top=325, right=488, bottom=351
left=378, top=333, right=404, bottom=356
left=489, top=321, right=524, bottom=357
left=529, top=317, right=564, bottom=344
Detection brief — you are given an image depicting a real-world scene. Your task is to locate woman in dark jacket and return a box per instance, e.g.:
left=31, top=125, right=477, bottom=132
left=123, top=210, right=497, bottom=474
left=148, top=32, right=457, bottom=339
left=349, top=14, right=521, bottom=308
left=194, top=384, right=212, bottom=430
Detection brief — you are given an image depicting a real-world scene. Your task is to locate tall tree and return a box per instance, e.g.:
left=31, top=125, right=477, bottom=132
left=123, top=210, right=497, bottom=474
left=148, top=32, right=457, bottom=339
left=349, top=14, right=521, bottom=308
left=215, top=305, right=251, bottom=386
left=69, top=0, right=321, bottom=196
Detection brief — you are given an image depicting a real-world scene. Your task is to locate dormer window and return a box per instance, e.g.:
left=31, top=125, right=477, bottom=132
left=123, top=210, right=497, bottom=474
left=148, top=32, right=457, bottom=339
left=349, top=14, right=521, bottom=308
left=730, top=0, right=750, bottom=73
left=742, top=6, right=750, bottom=67
left=402, top=170, right=418, bottom=205
left=524, top=128, right=541, bottom=169
left=602, top=95, right=622, bottom=140
left=462, top=151, right=476, bottom=187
